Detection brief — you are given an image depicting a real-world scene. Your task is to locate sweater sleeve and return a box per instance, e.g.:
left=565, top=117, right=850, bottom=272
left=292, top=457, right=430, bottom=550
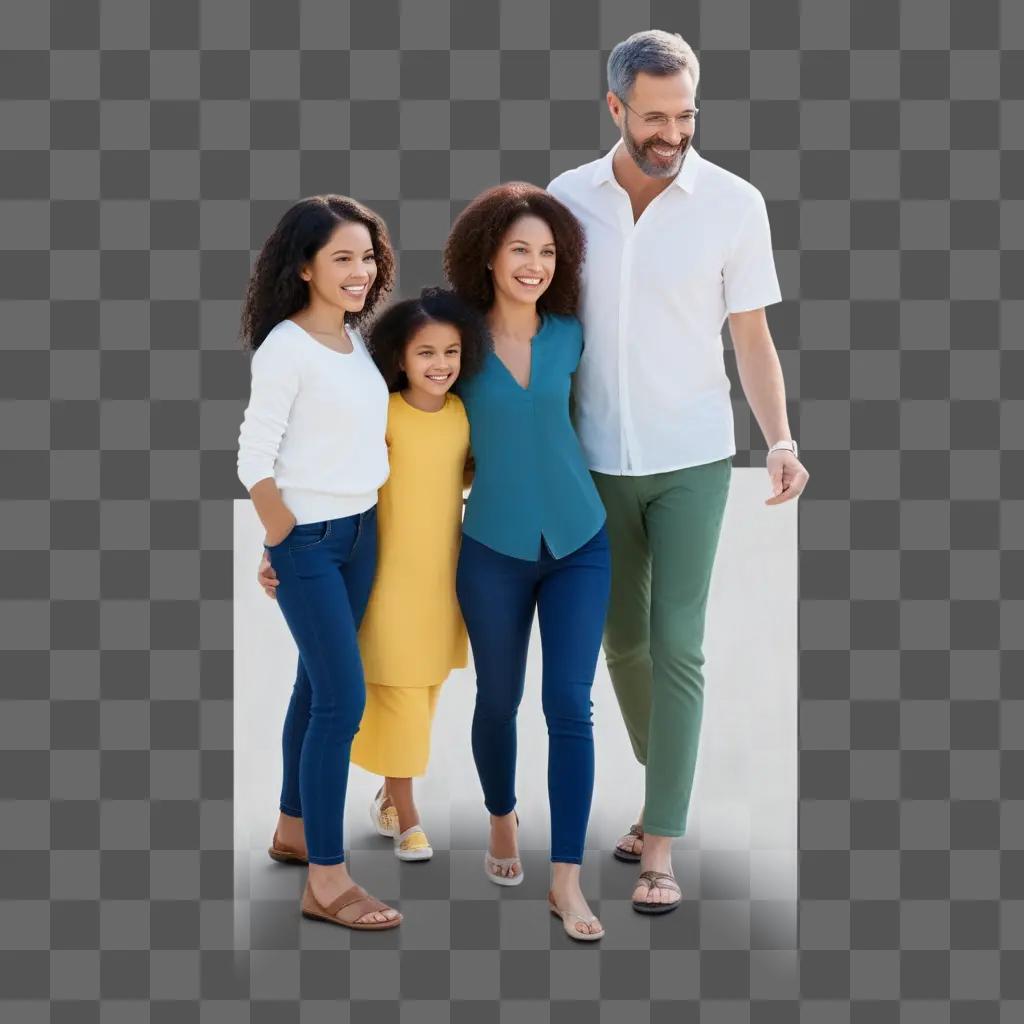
left=236, top=338, right=301, bottom=491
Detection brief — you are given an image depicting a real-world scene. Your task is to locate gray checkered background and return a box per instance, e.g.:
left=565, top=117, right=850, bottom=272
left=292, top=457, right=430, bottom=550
left=1, top=0, right=1021, bottom=1019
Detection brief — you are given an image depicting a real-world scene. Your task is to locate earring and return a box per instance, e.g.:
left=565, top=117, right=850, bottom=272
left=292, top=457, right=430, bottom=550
left=486, top=263, right=492, bottom=270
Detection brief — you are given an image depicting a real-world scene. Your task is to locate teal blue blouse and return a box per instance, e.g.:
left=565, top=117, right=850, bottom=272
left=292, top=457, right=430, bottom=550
left=457, top=312, right=606, bottom=561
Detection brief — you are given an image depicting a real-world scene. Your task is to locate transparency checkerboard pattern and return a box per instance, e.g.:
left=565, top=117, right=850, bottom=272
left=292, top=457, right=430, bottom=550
left=1, top=0, right=1021, bottom=1019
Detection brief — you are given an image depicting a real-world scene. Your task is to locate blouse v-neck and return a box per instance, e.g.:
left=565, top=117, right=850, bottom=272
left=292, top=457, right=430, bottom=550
left=455, top=312, right=606, bottom=561
left=489, top=313, right=546, bottom=391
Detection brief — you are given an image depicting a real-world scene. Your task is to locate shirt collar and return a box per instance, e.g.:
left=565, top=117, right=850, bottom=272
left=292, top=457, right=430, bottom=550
left=592, top=139, right=702, bottom=194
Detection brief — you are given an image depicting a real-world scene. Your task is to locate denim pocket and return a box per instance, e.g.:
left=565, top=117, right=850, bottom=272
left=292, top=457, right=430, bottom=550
left=287, top=520, right=331, bottom=551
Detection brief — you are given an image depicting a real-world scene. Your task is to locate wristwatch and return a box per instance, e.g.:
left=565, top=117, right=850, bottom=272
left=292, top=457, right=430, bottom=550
left=768, top=439, right=799, bottom=458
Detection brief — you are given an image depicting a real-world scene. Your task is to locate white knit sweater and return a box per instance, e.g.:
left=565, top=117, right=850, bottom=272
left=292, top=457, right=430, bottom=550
left=237, top=319, right=390, bottom=523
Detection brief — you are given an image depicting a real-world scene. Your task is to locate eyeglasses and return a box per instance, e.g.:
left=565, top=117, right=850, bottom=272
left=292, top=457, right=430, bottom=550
left=620, top=98, right=699, bottom=131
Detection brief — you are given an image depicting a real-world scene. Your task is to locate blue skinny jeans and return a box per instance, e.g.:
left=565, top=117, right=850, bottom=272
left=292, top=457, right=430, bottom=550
left=266, top=506, right=377, bottom=865
left=455, top=525, right=611, bottom=864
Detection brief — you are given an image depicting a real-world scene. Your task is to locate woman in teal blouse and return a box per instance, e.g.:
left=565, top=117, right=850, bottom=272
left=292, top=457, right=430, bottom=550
left=444, top=183, right=610, bottom=941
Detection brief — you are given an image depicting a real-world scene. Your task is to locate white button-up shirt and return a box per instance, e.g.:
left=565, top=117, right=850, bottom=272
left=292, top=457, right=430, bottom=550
left=548, top=143, right=782, bottom=476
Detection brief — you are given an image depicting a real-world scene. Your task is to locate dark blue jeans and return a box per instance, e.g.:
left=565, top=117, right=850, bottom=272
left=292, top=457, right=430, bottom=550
left=455, top=525, right=611, bottom=864
left=265, top=506, right=377, bottom=865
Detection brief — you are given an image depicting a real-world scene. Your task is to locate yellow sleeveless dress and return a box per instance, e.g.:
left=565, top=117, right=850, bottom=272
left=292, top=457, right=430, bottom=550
left=350, top=391, right=470, bottom=777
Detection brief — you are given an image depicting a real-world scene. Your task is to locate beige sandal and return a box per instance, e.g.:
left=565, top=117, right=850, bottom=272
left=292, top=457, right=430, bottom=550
left=300, top=879, right=402, bottom=930
left=484, top=810, right=523, bottom=886
left=548, top=890, right=605, bottom=941
left=268, top=829, right=308, bottom=866
left=484, top=849, right=524, bottom=886
left=631, top=870, right=682, bottom=915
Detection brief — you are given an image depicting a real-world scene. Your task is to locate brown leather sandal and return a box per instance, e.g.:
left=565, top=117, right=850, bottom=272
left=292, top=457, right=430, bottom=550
left=631, top=870, right=682, bottom=915
left=613, top=823, right=644, bottom=863
left=268, top=830, right=308, bottom=865
left=301, top=879, right=402, bottom=930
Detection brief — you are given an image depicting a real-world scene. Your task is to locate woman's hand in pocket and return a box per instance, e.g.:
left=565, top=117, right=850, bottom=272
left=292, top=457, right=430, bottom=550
left=263, top=511, right=296, bottom=549
left=257, top=550, right=280, bottom=599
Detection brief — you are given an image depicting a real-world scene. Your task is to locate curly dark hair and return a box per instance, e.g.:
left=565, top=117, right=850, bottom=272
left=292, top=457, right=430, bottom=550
left=442, top=182, right=585, bottom=316
left=239, top=194, right=396, bottom=349
left=367, top=288, right=490, bottom=393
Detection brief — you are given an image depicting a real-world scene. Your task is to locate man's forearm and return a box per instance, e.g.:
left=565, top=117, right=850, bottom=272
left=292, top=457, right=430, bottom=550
left=730, top=314, right=792, bottom=449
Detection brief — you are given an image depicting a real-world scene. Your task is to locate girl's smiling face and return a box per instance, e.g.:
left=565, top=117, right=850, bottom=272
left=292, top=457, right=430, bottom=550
left=400, top=321, right=462, bottom=399
left=489, top=214, right=556, bottom=307
left=300, top=219, right=378, bottom=315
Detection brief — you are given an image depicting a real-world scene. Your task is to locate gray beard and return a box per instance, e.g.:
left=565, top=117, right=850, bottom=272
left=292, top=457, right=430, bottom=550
left=622, top=125, right=688, bottom=180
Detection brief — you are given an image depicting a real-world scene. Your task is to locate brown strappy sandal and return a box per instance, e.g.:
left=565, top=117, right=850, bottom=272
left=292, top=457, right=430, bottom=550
left=613, top=823, right=644, bottom=863
left=268, top=830, right=308, bottom=866
left=301, top=879, right=402, bottom=931
left=631, top=870, right=682, bottom=915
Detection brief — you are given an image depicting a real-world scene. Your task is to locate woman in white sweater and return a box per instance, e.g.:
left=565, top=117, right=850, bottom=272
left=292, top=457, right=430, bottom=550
left=236, top=195, right=401, bottom=930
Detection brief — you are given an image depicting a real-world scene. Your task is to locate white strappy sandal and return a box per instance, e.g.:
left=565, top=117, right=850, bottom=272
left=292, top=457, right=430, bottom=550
left=484, top=810, right=523, bottom=886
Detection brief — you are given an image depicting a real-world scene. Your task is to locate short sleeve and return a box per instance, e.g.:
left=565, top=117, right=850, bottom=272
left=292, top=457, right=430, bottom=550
left=723, top=192, right=782, bottom=314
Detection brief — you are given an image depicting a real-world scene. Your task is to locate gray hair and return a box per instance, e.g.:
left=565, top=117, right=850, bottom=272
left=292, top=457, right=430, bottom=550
left=607, top=29, right=700, bottom=101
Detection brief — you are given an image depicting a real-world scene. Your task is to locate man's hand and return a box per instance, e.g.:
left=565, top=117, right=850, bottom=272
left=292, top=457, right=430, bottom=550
left=257, top=551, right=280, bottom=599
left=765, top=450, right=809, bottom=506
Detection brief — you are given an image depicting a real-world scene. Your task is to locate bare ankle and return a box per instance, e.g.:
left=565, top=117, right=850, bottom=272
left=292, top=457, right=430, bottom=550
left=278, top=811, right=304, bottom=836
left=383, top=779, right=417, bottom=831
left=308, top=862, right=351, bottom=890
left=550, top=862, right=581, bottom=885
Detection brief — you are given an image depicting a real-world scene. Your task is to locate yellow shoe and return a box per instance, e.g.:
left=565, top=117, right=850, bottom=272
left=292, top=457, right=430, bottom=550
left=370, top=787, right=399, bottom=838
left=395, top=824, right=433, bottom=862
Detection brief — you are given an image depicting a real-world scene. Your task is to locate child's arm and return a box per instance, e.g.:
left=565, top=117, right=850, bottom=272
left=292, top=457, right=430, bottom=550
left=462, top=452, right=475, bottom=494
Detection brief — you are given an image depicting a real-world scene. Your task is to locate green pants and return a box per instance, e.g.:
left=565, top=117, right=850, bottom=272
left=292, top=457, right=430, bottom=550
left=591, top=458, right=732, bottom=837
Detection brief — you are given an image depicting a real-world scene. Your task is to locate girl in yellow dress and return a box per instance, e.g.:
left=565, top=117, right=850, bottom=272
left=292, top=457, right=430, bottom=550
left=352, top=287, right=487, bottom=860
left=262, top=288, right=488, bottom=860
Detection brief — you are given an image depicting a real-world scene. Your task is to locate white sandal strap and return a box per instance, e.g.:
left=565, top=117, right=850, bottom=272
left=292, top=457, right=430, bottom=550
left=558, top=909, right=598, bottom=925
left=485, top=852, right=521, bottom=867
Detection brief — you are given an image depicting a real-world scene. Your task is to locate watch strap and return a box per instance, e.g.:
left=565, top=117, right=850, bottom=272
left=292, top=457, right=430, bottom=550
left=768, top=439, right=799, bottom=458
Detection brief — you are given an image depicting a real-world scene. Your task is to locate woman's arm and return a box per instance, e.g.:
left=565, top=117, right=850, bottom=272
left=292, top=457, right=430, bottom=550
left=237, top=339, right=301, bottom=543
left=249, top=478, right=296, bottom=546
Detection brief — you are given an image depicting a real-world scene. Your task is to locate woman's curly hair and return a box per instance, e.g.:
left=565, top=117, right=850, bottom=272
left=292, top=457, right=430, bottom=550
left=442, top=182, right=585, bottom=315
left=368, top=288, right=490, bottom=393
left=239, top=194, right=396, bottom=350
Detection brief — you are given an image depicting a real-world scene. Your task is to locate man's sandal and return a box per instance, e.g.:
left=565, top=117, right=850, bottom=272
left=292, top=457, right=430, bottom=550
left=300, top=880, right=402, bottom=930
left=613, top=824, right=644, bottom=863
left=548, top=891, right=605, bottom=941
left=268, top=829, right=308, bottom=866
left=631, top=870, right=682, bottom=915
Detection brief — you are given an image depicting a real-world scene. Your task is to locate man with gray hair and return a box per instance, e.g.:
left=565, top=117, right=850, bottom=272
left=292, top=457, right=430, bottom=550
left=548, top=29, right=808, bottom=913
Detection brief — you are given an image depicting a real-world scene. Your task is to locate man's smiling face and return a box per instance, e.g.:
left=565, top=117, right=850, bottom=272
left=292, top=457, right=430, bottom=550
left=611, top=69, right=698, bottom=180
